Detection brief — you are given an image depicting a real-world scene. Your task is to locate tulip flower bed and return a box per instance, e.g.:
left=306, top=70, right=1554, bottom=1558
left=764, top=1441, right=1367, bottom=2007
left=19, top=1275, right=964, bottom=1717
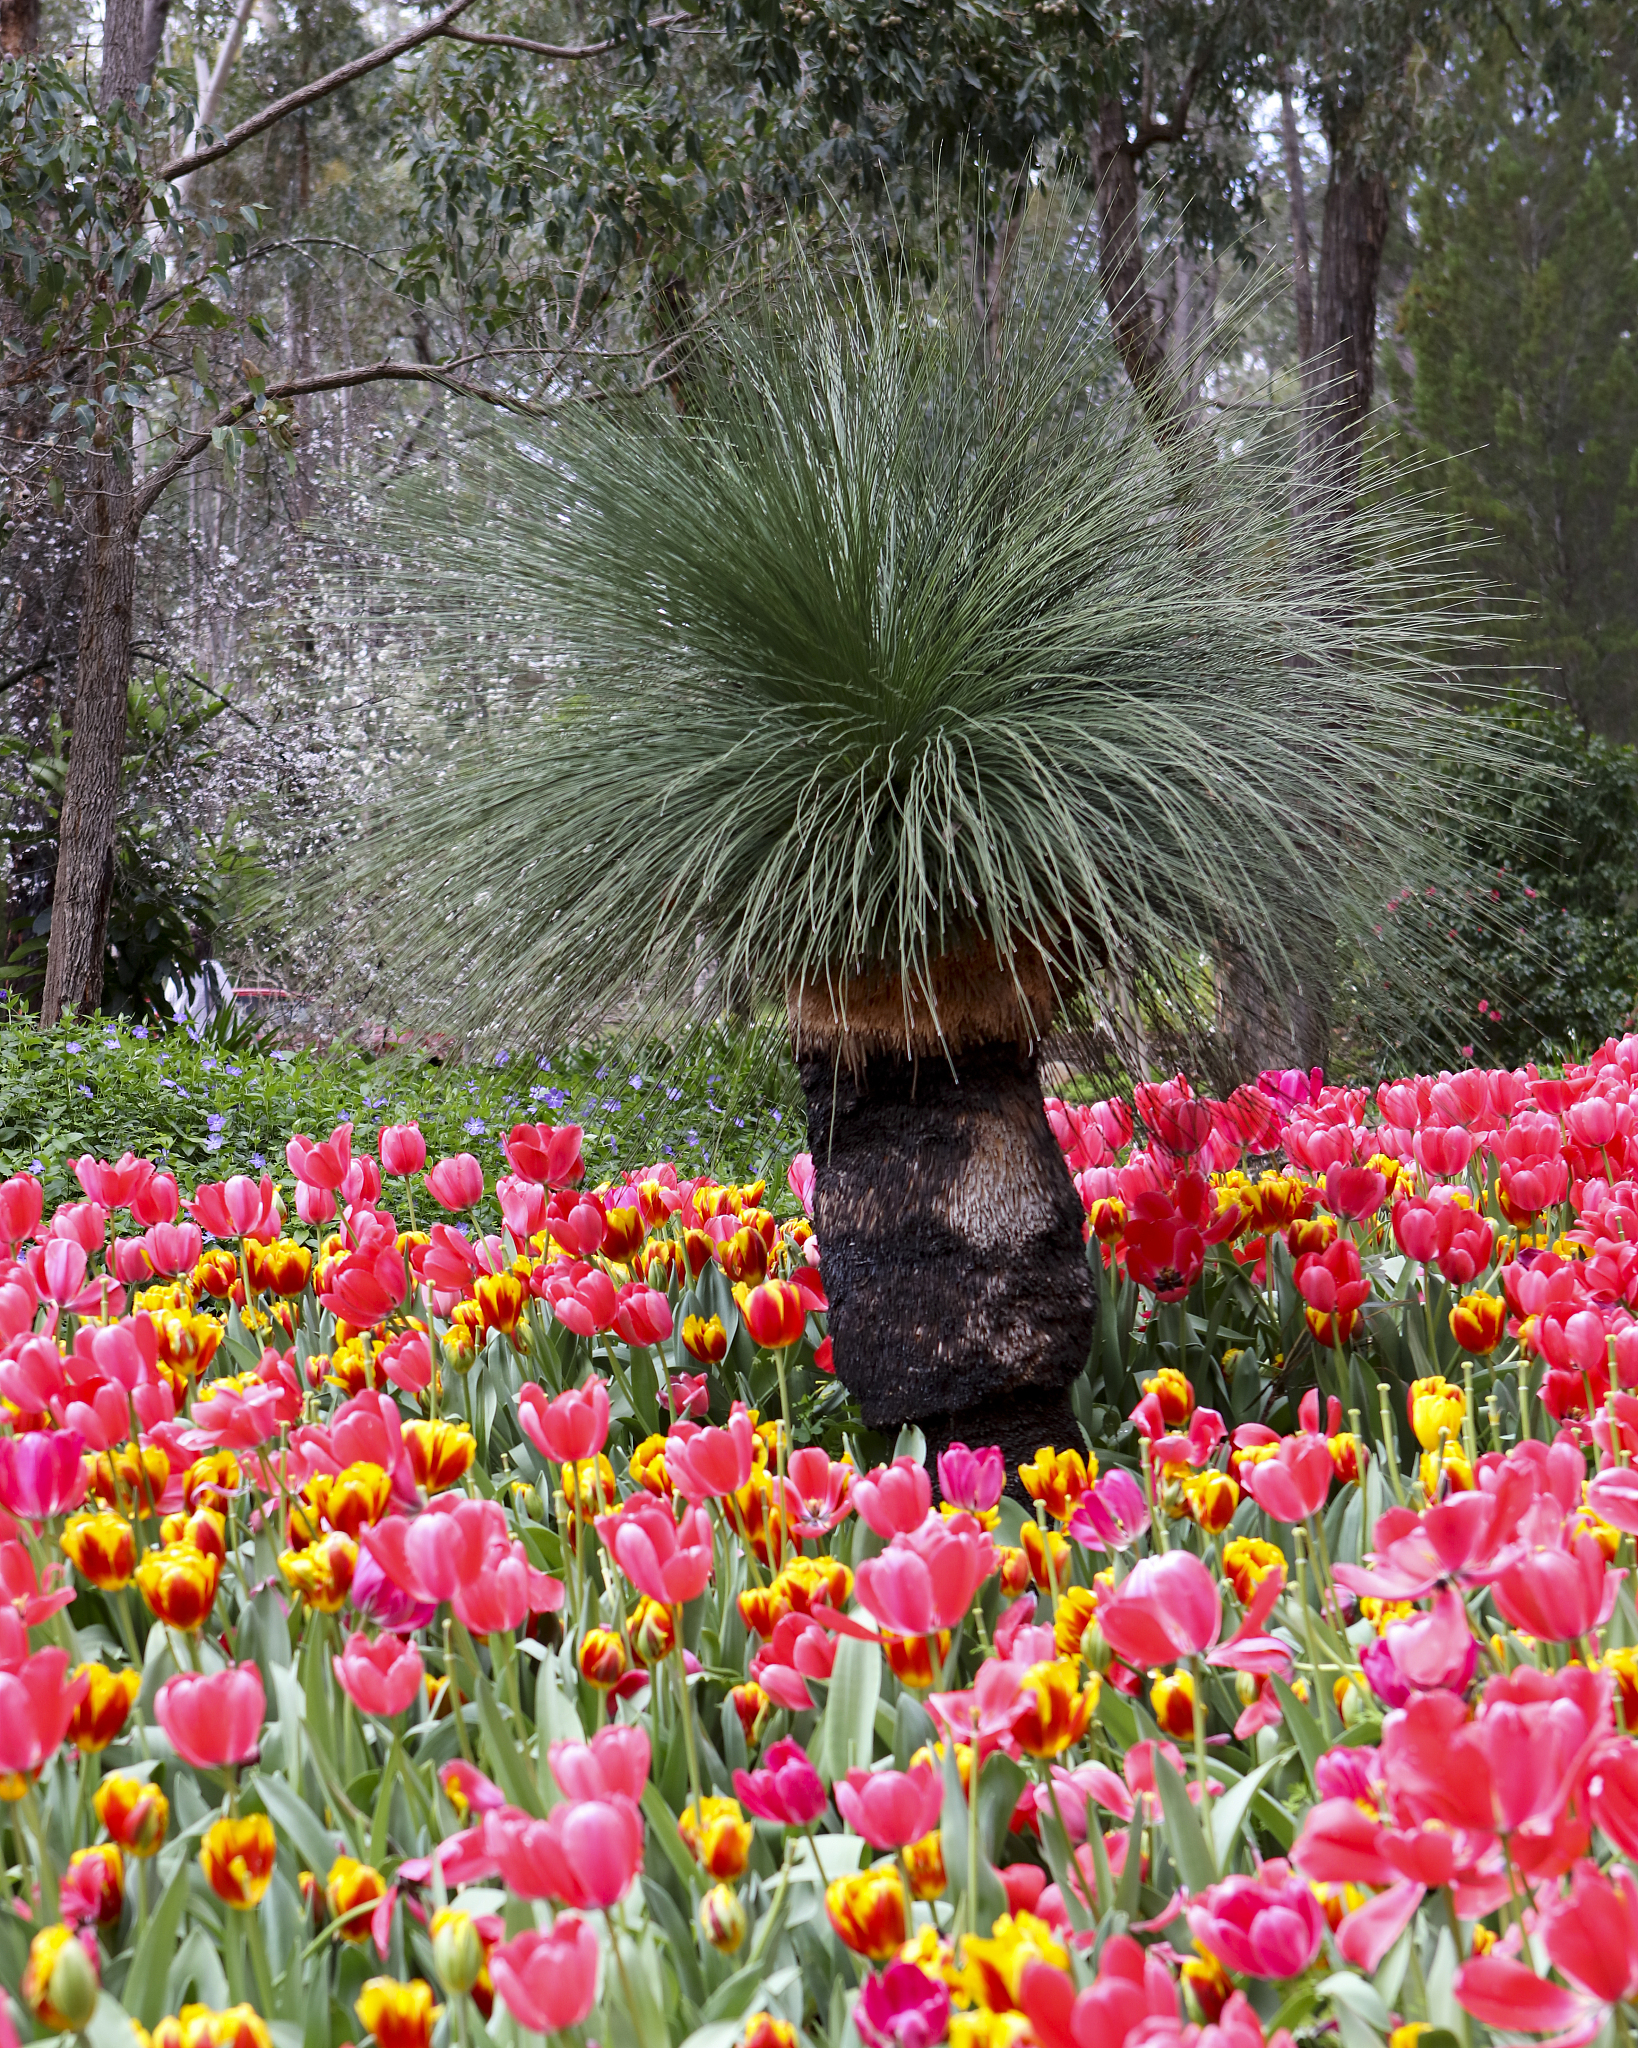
left=7, top=1041, right=1638, bottom=2048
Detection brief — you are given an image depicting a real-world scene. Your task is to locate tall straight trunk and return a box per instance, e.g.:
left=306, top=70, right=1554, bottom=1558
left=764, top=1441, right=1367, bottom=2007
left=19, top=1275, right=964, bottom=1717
left=1279, top=77, right=1315, bottom=380
left=1090, top=100, right=1170, bottom=410
left=794, top=953, right=1097, bottom=1477
left=42, top=451, right=133, bottom=1019
left=0, top=0, right=37, bottom=54
left=1306, top=154, right=1390, bottom=498
left=39, top=0, right=150, bottom=1022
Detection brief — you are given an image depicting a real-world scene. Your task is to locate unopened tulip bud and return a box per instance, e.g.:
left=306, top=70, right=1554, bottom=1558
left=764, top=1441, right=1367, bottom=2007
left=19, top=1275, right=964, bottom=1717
left=698, top=1883, right=748, bottom=1954
left=1079, top=1619, right=1113, bottom=1677
left=431, top=1908, right=486, bottom=1995
left=25, top=1926, right=100, bottom=2032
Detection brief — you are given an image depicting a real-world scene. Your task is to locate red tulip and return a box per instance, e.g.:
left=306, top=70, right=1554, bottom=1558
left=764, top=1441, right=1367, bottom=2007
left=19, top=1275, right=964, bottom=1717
left=489, top=1915, right=601, bottom=2033
left=129, top=1171, right=178, bottom=1226
left=154, top=1663, right=264, bottom=1769
left=1322, top=1161, right=1386, bottom=1219
left=1019, top=1933, right=1179, bottom=2048
left=743, top=1278, right=805, bottom=1349
left=504, top=1122, right=584, bottom=1188
left=333, top=1633, right=425, bottom=1718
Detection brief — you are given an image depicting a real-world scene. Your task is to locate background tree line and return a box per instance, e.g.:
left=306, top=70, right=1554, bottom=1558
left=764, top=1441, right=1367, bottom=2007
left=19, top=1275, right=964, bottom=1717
left=0, top=0, right=1632, bottom=1070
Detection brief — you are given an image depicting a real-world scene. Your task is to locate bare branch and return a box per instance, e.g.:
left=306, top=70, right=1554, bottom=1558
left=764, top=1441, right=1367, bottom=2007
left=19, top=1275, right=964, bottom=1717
left=156, top=0, right=483, bottom=181
left=444, top=11, right=694, bottom=59
left=1130, top=58, right=1204, bottom=155
left=130, top=357, right=545, bottom=522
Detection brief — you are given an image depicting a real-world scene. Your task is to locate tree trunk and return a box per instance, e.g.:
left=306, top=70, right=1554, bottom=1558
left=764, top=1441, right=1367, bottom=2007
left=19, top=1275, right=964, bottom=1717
left=0, top=0, right=37, bottom=54
left=1306, top=153, right=1390, bottom=498
left=1090, top=102, right=1170, bottom=409
left=39, top=0, right=151, bottom=1022
left=1279, top=76, right=1315, bottom=380
left=798, top=1035, right=1098, bottom=1477
left=40, top=453, right=135, bottom=1021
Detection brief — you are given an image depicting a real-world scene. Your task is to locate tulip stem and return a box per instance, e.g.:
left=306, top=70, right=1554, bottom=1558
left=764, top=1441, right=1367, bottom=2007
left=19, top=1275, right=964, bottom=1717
left=246, top=1901, right=278, bottom=2013
left=1376, top=1383, right=1408, bottom=1505
left=602, top=1908, right=645, bottom=2043
left=965, top=1733, right=982, bottom=1956
left=672, top=1628, right=704, bottom=1831
left=1188, top=1655, right=1210, bottom=1808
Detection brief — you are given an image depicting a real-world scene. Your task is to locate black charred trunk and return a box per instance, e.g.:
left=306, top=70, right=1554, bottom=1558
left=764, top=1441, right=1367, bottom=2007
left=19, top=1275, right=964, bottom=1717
left=799, top=1038, right=1098, bottom=1478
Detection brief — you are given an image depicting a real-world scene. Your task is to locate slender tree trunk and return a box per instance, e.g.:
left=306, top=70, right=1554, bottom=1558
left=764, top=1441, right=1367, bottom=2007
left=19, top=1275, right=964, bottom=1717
left=39, top=0, right=150, bottom=1022
left=1090, top=101, right=1170, bottom=407
left=0, top=0, right=37, bottom=54
left=42, top=451, right=134, bottom=1019
left=1279, top=75, right=1315, bottom=380
left=798, top=1026, right=1097, bottom=1477
left=1306, top=151, right=1390, bottom=498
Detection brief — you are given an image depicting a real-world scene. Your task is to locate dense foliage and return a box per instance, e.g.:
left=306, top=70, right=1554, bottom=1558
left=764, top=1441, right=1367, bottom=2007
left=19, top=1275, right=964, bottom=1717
left=1338, top=694, right=1638, bottom=1073
left=0, top=1017, right=800, bottom=1213
left=3, top=1043, right=1638, bottom=2048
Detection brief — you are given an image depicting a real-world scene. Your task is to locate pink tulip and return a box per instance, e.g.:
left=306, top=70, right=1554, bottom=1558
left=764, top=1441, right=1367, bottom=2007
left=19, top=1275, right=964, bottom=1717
left=1096, top=1549, right=1221, bottom=1666
left=484, top=1797, right=644, bottom=1908
left=1322, top=1161, right=1386, bottom=1219
left=517, top=1377, right=611, bottom=1465
left=544, top=1260, right=618, bottom=1335
left=548, top=1724, right=651, bottom=1803
left=784, top=1447, right=853, bottom=1538
left=108, top=1237, right=150, bottom=1285
left=665, top=1405, right=756, bottom=1502
left=733, top=1736, right=826, bottom=1825
left=453, top=1541, right=563, bottom=1637
left=836, top=1762, right=943, bottom=1849
left=1362, top=1587, right=1476, bottom=1700
left=317, top=1246, right=406, bottom=1329
left=287, top=1123, right=353, bottom=1192
left=378, top=1124, right=428, bottom=1177
left=1454, top=1954, right=1599, bottom=2040
left=1019, top=1933, right=1180, bottom=2048
left=1241, top=1435, right=1335, bottom=1523
left=1186, top=1864, right=1327, bottom=1978
left=498, top=1175, right=548, bottom=1245
left=189, top=1173, right=278, bottom=1240
left=504, top=1122, right=585, bottom=1188
left=613, top=1282, right=672, bottom=1348
left=0, top=1174, right=43, bottom=1248
left=1587, top=1738, right=1638, bottom=1858
left=596, top=1496, right=715, bottom=1605
left=1491, top=1530, right=1609, bottom=1641
left=0, top=1648, right=88, bottom=1773
left=857, top=1962, right=950, bottom=2048
left=936, top=1443, right=1005, bottom=1517
left=141, top=1221, right=202, bottom=1278
left=426, top=1154, right=485, bottom=1211
left=1456, top=1862, right=1638, bottom=2037
left=74, top=1153, right=152, bottom=1209
left=130, top=1171, right=178, bottom=1226
left=333, top=1633, right=424, bottom=1718
left=787, top=1151, right=816, bottom=1216
left=854, top=1516, right=994, bottom=1636
left=1067, top=1468, right=1151, bottom=1550
left=852, top=1457, right=933, bottom=1538
left=0, top=1430, right=88, bottom=1522
left=489, top=1915, right=601, bottom=2033
left=154, top=1663, right=265, bottom=1769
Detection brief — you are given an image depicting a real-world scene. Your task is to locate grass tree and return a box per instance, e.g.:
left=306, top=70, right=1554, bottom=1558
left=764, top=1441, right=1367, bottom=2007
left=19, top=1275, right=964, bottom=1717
left=356, top=244, right=1488, bottom=1462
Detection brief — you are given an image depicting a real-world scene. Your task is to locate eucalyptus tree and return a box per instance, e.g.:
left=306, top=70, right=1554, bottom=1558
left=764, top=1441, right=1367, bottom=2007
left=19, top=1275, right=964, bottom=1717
left=351, top=251, right=1489, bottom=1459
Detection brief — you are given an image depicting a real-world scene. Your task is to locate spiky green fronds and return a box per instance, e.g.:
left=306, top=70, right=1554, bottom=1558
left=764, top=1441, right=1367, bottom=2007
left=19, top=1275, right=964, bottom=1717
left=347, top=238, right=1497, bottom=1066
